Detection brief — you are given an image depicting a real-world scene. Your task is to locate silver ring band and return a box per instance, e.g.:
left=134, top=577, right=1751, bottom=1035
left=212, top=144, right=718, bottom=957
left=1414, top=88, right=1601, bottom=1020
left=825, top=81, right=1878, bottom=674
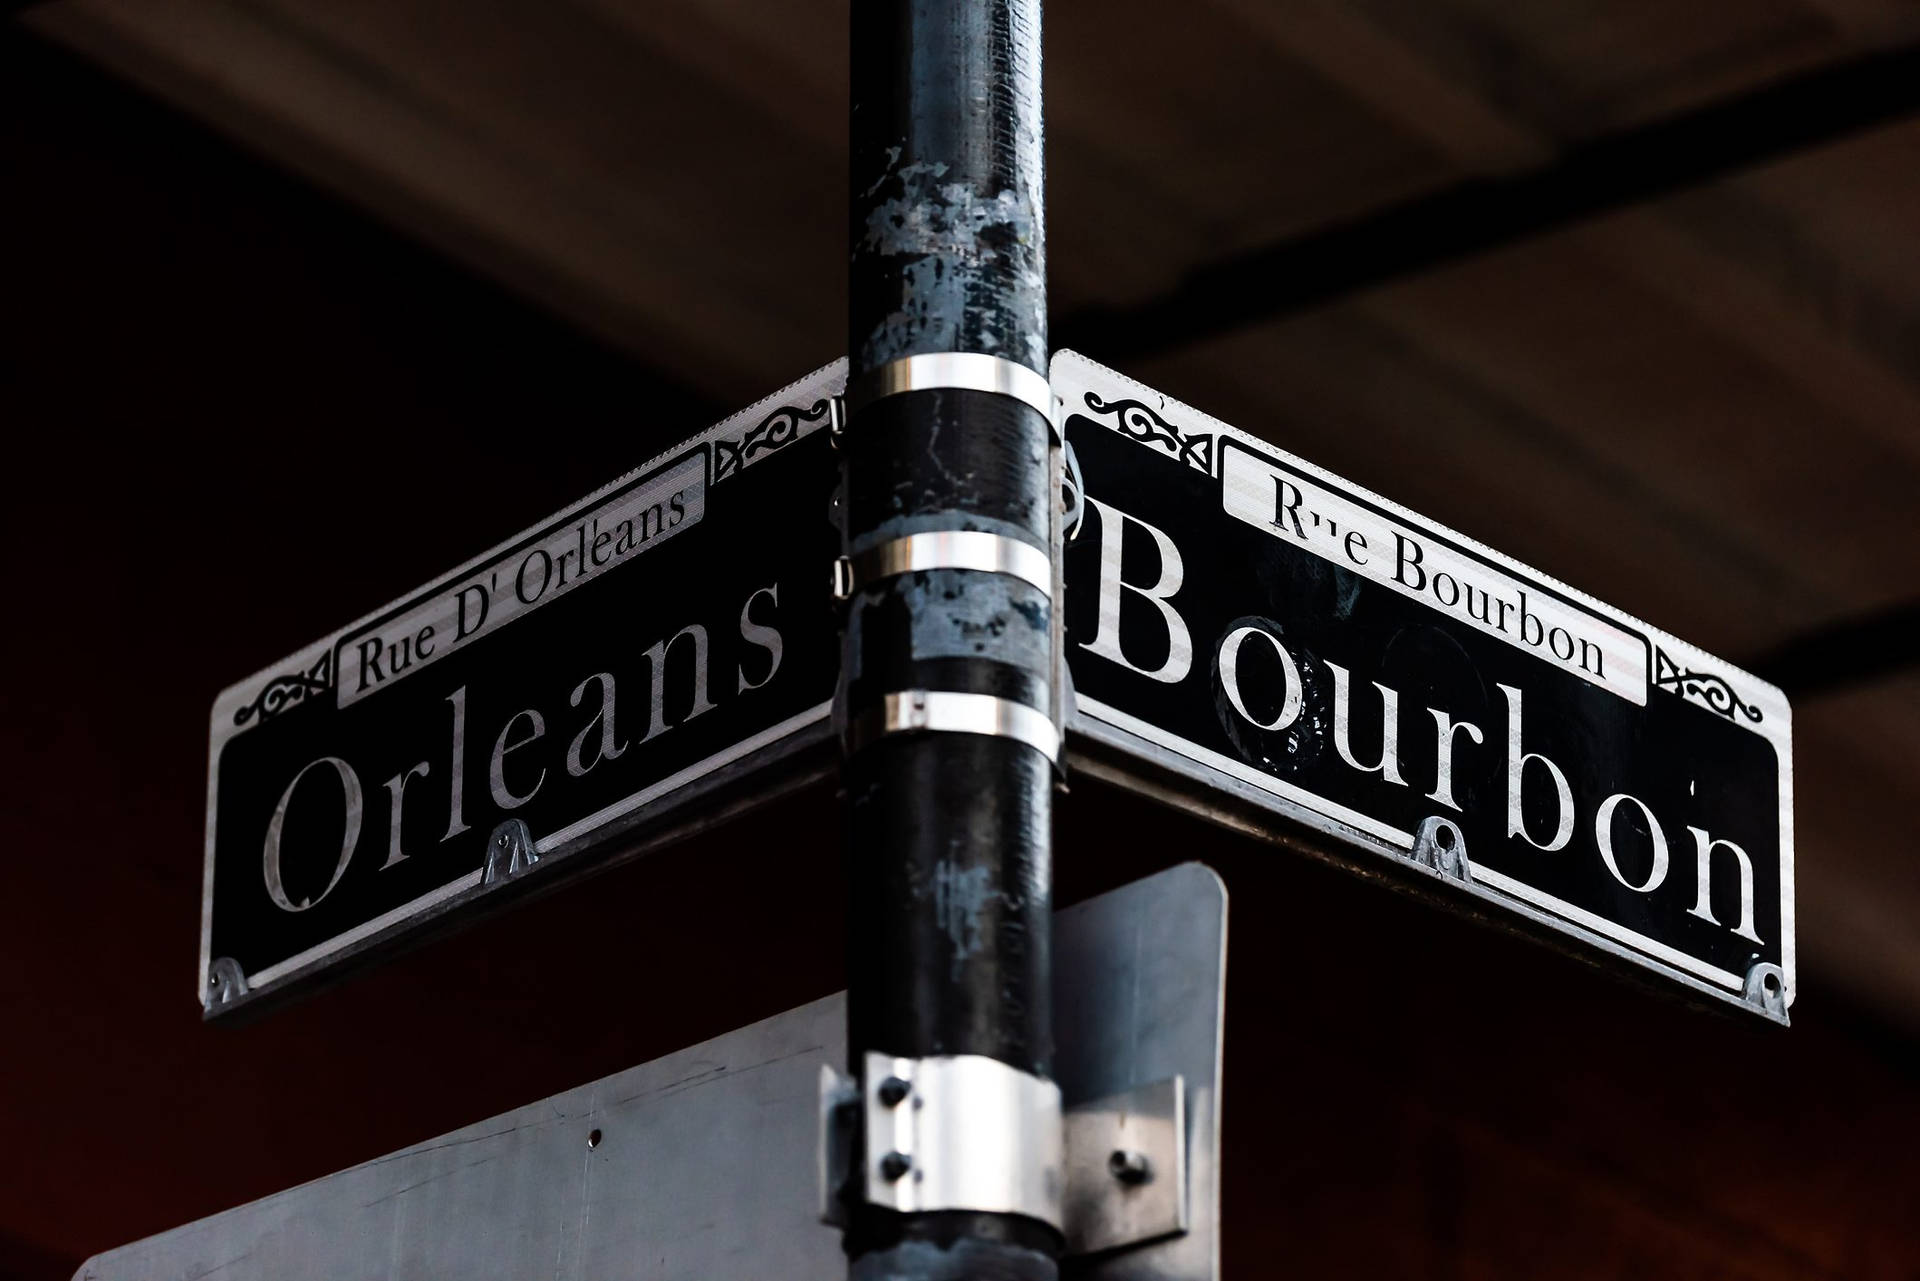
left=837, top=530, right=1052, bottom=601
left=845, top=690, right=1060, bottom=764
left=845, top=353, right=1056, bottom=430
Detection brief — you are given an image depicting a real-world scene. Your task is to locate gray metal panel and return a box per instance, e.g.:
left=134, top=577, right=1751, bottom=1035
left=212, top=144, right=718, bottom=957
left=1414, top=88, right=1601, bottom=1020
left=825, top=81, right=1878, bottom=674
left=76, top=864, right=1225, bottom=1281
left=77, top=997, right=845, bottom=1281
left=1056, top=862, right=1226, bottom=1280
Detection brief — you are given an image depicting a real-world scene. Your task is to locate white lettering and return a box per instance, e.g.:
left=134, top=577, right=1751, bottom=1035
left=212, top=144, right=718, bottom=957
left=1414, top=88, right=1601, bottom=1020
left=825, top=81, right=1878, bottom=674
left=1500, top=683, right=1573, bottom=852
left=380, top=761, right=430, bottom=869
left=262, top=757, right=364, bottom=913
left=642, top=625, right=717, bottom=741
left=1687, top=826, right=1762, bottom=942
left=737, top=585, right=785, bottom=693
left=1596, top=793, right=1668, bottom=892
left=566, top=674, right=626, bottom=778
left=490, top=710, right=547, bottom=810
left=1080, top=496, right=1193, bottom=684
left=1426, top=709, right=1484, bottom=812
left=1217, top=625, right=1303, bottom=731
left=1326, top=661, right=1406, bottom=786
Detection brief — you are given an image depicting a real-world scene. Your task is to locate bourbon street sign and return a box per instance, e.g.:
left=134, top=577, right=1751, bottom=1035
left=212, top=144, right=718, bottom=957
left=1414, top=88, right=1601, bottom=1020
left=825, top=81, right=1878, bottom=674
left=200, top=362, right=846, bottom=1017
left=1053, top=352, right=1796, bottom=1021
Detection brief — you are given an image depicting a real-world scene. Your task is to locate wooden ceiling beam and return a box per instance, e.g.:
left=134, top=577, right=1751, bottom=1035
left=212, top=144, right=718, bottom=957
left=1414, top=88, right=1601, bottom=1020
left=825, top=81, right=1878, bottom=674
left=1207, top=0, right=1920, bottom=464
left=1055, top=39, right=1920, bottom=359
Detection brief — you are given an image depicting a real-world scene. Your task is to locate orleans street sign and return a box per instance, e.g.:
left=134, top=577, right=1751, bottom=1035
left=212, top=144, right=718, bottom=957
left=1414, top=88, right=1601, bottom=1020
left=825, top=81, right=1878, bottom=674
left=200, top=362, right=846, bottom=1016
left=1053, top=352, right=1795, bottom=1020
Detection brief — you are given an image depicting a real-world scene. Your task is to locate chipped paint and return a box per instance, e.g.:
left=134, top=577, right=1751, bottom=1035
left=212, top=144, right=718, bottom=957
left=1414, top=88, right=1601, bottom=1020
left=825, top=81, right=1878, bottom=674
left=898, top=571, right=1051, bottom=666
left=851, top=65, right=1047, bottom=373
left=933, top=859, right=995, bottom=978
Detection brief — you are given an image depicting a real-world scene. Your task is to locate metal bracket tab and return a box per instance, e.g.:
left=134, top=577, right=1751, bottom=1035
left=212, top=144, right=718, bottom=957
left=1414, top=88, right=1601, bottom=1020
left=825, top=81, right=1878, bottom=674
left=205, top=957, right=249, bottom=1012
left=482, top=819, right=540, bottom=885
left=845, top=352, right=1058, bottom=438
left=1743, top=961, right=1788, bottom=1018
left=1063, top=1076, right=1189, bottom=1257
left=1411, top=815, right=1471, bottom=881
left=822, top=1066, right=1194, bottom=1253
left=860, top=1052, right=1065, bottom=1228
left=845, top=690, right=1060, bottom=765
left=833, top=530, right=1052, bottom=602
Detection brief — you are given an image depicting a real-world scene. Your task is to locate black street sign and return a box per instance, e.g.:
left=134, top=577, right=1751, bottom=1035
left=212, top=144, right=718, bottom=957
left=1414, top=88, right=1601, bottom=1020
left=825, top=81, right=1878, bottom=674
left=1054, top=352, right=1795, bottom=1020
left=204, top=350, right=1797, bottom=1024
left=200, top=362, right=846, bottom=1016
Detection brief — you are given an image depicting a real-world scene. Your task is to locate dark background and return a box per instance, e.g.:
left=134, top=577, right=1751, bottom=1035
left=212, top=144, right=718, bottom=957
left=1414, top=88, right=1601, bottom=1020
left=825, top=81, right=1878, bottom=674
left=6, top=8, right=1920, bottom=1279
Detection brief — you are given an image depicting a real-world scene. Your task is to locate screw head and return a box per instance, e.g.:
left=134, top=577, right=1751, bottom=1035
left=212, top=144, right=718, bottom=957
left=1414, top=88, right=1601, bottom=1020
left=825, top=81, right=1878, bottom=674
left=877, top=1076, right=911, bottom=1107
left=879, top=1151, right=912, bottom=1182
left=1108, top=1149, right=1151, bottom=1185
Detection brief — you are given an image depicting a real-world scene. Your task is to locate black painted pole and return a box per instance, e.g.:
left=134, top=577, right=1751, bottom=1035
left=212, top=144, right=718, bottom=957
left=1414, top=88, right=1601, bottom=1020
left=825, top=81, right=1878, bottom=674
left=840, top=0, right=1056, bottom=1278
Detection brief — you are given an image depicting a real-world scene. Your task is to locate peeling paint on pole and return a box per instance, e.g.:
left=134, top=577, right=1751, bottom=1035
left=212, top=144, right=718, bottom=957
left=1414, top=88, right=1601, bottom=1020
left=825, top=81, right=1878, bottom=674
left=850, top=0, right=1047, bottom=377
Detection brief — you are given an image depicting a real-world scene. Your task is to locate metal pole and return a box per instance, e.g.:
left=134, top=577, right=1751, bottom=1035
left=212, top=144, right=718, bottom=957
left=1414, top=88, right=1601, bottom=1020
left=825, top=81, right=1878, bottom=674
left=838, top=0, right=1056, bottom=1278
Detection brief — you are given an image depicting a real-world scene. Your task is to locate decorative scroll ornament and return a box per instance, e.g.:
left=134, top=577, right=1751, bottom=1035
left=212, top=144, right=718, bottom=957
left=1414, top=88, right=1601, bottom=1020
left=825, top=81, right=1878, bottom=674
left=233, top=650, right=333, bottom=727
left=1079, top=393, right=1213, bottom=474
left=1653, top=646, right=1763, bottom=724
left=713, top=398, right=835, bottom=482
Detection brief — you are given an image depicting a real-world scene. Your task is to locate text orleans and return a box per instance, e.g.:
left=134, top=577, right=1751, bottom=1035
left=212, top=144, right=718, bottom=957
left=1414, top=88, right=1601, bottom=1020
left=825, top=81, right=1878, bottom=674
left=258, top=582, right=784, bottom=915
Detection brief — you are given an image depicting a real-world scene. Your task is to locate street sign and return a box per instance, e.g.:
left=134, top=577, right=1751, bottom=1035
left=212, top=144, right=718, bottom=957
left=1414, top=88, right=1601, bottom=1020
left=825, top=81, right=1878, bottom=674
left=203, top=349, right=1798, bottom=1025
left=1054, top=351, right=1795, bottom=1020
left=200, top=361, right=847, bottom=1017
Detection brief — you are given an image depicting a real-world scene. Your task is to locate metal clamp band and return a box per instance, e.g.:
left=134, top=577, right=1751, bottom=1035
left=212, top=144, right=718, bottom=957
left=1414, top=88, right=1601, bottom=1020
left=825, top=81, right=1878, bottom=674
left=862, top=1052, right=1064, bottom=1228
left=845, top=352, right=1057, bottom=433
left=833, top=530, right=1052, bottom=601
left=846, top=690, right=1060, bottom=764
